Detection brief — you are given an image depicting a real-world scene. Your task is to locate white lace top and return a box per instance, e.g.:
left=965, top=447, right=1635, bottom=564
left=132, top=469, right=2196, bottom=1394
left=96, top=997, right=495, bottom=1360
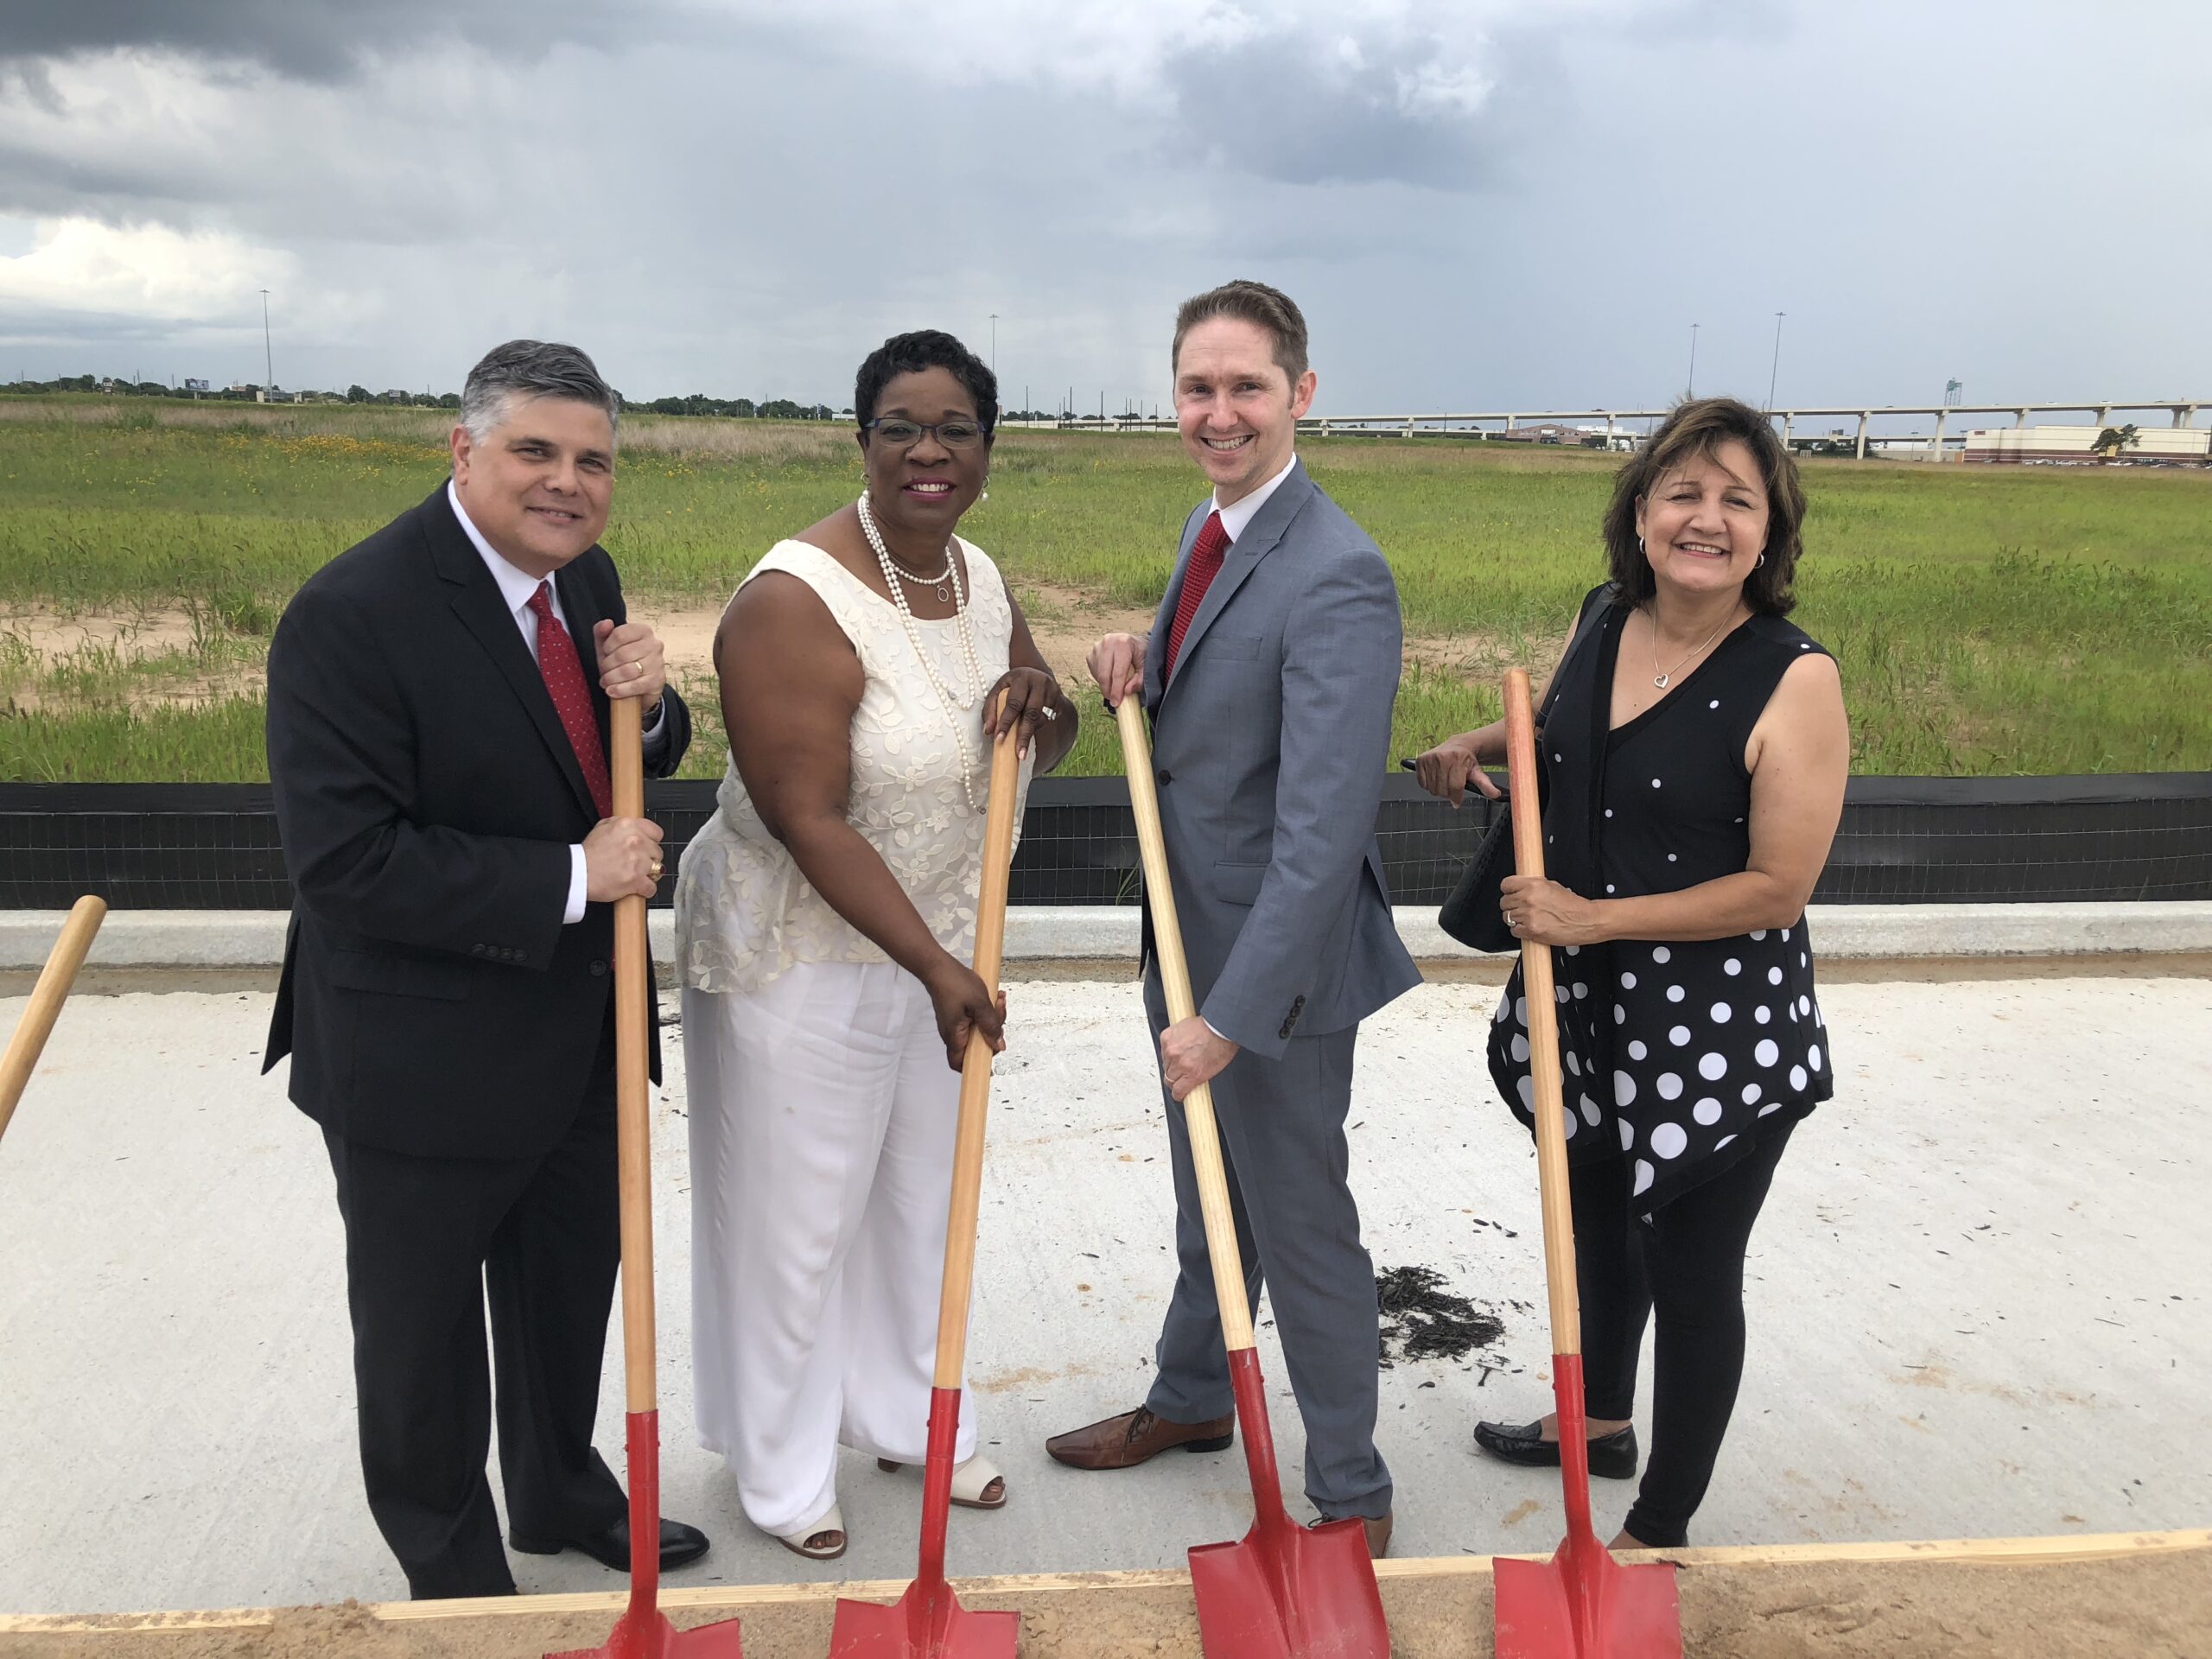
left=674, top=537, right=1033, bottom=995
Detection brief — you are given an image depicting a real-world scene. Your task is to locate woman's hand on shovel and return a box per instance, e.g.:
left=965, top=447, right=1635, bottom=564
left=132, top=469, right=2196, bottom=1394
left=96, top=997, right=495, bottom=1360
left=925, top=957, right=1007, bottom=1071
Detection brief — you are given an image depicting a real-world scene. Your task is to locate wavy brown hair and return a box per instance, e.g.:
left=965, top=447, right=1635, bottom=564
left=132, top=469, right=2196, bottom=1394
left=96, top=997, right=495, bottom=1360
left=1601, top=397, right=1806, bottom=615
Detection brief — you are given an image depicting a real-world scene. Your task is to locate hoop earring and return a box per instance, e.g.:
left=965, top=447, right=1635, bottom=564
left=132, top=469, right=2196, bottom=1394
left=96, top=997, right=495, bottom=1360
left=1637, top=535, right=1645, bottom=556
left=1755, top=551, right=1766, bottom=568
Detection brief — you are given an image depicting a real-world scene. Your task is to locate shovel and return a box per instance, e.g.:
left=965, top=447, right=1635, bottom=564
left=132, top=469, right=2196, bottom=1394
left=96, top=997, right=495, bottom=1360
left=1491, top=666, right=1682, bottom=1659
left=0, top=894, right=106, bottom=1150
left=550, top=695, right=746, bottom=1659
left=829, top=702, right=1024, bottom=1659
left=1115, top=696, right=1390, bottom=1659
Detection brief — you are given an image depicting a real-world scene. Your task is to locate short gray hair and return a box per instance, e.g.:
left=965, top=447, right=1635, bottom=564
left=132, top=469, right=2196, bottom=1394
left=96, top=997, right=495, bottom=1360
left=459, top=339, right=620, bottom=445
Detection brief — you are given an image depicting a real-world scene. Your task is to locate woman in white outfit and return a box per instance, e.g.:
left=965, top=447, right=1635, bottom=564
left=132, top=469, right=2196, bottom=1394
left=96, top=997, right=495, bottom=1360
left=675, top=330, right=1077, bottom=1560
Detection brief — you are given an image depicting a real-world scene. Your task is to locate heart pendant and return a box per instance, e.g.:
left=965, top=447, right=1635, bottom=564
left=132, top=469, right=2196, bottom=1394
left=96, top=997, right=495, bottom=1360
left=1653, top=672, right=1670, bottom=689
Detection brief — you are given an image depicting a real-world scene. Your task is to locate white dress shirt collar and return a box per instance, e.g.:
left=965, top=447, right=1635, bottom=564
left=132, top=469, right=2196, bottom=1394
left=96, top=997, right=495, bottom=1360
left=448, top=479, right=561, bottom=627
left=1211, top=451, right=1300, bottom=544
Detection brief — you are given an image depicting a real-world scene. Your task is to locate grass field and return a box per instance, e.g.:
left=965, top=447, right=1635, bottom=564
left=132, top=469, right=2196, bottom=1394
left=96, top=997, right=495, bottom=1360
left=2, top=396, right=2208, bottom=782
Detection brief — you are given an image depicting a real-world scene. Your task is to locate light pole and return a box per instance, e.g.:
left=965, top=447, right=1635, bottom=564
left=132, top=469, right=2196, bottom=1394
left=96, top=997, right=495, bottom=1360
left=1688, top=322, right=1699, bottom=397
left=988, top=314, right=997, bottom=374
left=1765, top=311, right=1784, bottom=412
left=260, top=289, right=274, bottom=394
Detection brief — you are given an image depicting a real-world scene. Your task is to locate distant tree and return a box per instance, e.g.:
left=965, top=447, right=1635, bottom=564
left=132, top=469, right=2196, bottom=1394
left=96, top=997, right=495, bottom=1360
left=346, top=384, right=372, bottom=404
left=134, top=380, right=168, bottom=397
left=2092, top=423, right=2141, bottom=460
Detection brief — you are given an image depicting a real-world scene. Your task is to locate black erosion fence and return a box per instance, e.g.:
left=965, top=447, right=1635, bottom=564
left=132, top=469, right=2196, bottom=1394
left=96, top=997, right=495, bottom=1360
left=0, top=772, right=2205, bottom=912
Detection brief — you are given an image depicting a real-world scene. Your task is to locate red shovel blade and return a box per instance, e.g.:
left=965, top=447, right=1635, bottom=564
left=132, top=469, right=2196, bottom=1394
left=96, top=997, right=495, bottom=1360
left=830, top=1389, right=1017, bottom=1659
left=1494, top=1531, right=1680, bottom=1659
left=547, top=1413, right=746, bottom=1659
left=546, top=1611, right=749, bottom=1659
left=1187, top=1350, right=1390, bottom=1659
left=1493, top=1358, right=1679, bottom=1659
left=1190, top=1516, right=1389, bottom=1659
left=829, top=1583, right=1019, bottom=1659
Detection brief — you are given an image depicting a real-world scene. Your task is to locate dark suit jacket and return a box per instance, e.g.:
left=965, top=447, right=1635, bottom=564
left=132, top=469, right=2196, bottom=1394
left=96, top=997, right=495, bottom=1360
left=262, top=484, right=691, bottom=1160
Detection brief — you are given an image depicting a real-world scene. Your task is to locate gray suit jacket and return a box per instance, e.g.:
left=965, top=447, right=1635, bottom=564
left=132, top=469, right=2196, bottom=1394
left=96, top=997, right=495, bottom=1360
left=1142, top=460, right=1421, bottom=1059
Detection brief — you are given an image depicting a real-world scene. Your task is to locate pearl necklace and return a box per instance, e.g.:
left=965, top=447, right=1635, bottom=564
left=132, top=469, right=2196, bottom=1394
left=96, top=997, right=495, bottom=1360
left=857, top=490, right=988, bottom=812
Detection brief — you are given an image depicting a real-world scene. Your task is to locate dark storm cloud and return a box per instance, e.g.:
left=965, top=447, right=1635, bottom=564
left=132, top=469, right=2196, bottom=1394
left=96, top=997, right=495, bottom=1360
left=1153, top=27, right=1560, bottom=193
left=0, top=0, right=677, bottom=81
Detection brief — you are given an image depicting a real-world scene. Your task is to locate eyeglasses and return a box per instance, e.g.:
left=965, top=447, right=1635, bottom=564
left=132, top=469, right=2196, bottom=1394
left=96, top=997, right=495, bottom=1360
left=864, top=417, right=986, bottom=449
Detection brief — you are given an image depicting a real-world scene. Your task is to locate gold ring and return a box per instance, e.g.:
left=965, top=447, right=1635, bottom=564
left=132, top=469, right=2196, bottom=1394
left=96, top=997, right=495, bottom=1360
left=649, top=861, right=664, bottom=880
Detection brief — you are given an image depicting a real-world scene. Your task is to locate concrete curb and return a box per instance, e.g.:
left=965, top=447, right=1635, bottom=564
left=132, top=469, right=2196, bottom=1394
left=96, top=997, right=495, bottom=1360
left=3, top=902, right=2209, bottom=972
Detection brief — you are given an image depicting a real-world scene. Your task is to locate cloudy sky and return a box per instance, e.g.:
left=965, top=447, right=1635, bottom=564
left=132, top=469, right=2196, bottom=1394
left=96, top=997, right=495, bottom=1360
left=2, top=0, right=2206, bottom=418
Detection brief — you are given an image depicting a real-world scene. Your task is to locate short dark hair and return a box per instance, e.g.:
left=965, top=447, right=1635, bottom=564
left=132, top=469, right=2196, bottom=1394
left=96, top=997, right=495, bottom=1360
left=854, top=330, right=999, bottom=444
left=1602, top=397, right=1808, bottom=615
left=460, top=339, right=619, bottom=443
left=1172, top=279, right=1310, bottom=384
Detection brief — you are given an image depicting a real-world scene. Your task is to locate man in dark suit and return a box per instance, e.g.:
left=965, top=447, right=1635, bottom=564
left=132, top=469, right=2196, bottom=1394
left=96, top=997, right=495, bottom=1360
left=1055, top=283, right=1418, bottom=1556
left=264, top=339, right=707, bottom=1599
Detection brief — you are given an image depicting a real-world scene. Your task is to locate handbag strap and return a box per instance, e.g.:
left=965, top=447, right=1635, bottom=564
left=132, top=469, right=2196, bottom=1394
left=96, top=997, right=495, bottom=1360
left=1537, top=582, right=1620, bottom=725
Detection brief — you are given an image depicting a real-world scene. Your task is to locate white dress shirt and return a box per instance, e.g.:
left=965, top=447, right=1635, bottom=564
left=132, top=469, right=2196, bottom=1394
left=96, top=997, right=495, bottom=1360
left=448, top=480, right=664, bottom=925
left=1211, top=450, right=1299, bottom=543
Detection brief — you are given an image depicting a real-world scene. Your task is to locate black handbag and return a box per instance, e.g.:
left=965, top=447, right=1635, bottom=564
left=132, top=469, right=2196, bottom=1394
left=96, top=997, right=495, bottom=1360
left=1434, top=588, right=1618, bottom=953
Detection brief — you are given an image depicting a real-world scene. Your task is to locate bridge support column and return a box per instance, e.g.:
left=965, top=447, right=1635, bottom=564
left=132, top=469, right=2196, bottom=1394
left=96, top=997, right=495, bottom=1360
left=2174, top=404, right=2197, bottom=429
left=1606, top=411, right=1618, bottom=446
left=1855, top=410, right=1869, bottom=460
left=1782, top=411, right=1794, bottom=444
left=1930, top=410, right=1947, bottom=461
left=2094, top=405, right=2111, bottom=428
left=2014, top=408, right=2030, bottom=429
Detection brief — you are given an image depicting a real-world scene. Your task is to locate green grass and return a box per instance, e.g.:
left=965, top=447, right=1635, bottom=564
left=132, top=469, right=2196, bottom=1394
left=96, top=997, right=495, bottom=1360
left=2, top=396, right=2207, bottom=781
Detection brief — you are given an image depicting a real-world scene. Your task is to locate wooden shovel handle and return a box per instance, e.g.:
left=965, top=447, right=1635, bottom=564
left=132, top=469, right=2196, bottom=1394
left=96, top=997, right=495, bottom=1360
left=1504, top=668, right=1582, bottom=1357
left=609, top=696, right=658, bottom=1412
left=1116, top=697, right=1255, bottom=1356
left=0, top=895, right=107, bottom=1148
left=931, top=701, right=1023, bottom=1387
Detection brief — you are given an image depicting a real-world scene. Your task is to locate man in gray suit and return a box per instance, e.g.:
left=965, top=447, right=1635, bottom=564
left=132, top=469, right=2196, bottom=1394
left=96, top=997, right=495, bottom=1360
left=1050, top=280, right=1420, bottom=1555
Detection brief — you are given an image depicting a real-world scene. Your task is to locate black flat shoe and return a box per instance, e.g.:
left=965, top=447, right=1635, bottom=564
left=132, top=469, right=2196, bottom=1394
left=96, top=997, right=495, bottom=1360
left=511, top=1515, right=709, bottom=1573
left=1473, top=1418, right=1639, bottom=1481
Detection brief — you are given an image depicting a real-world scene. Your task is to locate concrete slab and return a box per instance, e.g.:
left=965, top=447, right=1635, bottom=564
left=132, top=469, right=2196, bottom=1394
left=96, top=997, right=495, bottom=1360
left=4, top=901, right=2210, bottom=973
left=0, top=973, right=2206, bottom=1618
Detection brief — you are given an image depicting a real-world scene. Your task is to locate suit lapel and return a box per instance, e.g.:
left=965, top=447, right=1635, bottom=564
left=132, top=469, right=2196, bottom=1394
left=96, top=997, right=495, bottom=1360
left=424, top=487, right=599, bottom=823
left=1159, top=461, right=1313, bottom=709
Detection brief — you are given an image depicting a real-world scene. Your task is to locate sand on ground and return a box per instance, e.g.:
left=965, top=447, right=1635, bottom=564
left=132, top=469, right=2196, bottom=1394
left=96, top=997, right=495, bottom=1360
left=2, top=1550, right=2204, bottom=1659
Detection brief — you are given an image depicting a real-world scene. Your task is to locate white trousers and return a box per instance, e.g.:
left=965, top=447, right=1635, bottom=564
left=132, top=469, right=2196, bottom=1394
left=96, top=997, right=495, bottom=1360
left=683, top=960, right=976, bottom=1537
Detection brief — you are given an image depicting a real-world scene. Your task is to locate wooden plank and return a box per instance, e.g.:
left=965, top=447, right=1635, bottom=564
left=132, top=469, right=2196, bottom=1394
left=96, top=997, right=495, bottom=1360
left=7, top=1529, right=2202, bottom=1635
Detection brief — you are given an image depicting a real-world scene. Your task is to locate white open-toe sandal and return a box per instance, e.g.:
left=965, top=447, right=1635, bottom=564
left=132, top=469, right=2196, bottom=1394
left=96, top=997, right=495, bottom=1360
left=771, top=1501, right=847, bottom=1560
left=874, top=1452, right=1008, bottom=1510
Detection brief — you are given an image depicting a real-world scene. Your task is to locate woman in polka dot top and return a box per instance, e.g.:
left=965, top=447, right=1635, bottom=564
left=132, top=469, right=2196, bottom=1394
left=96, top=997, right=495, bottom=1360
left=1413, top=396, right=1850, bottom=1549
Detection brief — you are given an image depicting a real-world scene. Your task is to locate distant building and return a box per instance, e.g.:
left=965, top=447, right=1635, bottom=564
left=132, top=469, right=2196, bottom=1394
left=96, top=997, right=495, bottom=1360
left=183, top=378, right=210, bottom=393
left=1964, top=424, right=2210, bottom=464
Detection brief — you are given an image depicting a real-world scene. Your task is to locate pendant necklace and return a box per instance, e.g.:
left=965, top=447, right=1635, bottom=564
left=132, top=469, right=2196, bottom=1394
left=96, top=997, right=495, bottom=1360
left=1648, top=603, right=1738, bottom=690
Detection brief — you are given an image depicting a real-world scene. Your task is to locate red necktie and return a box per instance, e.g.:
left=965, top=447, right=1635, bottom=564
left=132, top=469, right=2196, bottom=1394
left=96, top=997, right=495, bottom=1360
left=1164, top=510, right=1230, bottom=682
left=526, top=582, right=613, bottom=819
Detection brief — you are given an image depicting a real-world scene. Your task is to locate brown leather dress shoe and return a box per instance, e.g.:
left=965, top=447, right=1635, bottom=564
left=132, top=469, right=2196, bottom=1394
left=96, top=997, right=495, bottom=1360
left=1310, top=1511, right=1393, bottom=1560
left=1046, top=1405, right=1235, bottom=1470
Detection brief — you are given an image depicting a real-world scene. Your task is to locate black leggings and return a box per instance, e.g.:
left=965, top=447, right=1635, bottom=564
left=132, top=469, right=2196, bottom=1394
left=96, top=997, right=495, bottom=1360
left=1572, top=1123, right=1795, bottom=1548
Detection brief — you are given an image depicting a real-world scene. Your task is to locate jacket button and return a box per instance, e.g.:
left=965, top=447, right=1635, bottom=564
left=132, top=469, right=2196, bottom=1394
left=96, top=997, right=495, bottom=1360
left=590, top=958, right=608, bottom=976
left=1156, top=767, right=1172, bottom=785
left=471, top=943, right=486, bottom=956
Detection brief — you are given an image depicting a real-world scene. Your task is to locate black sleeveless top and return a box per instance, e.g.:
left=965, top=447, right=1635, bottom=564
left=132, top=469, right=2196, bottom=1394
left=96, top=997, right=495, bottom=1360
left=1487, top=586, right=1836, bottom=1211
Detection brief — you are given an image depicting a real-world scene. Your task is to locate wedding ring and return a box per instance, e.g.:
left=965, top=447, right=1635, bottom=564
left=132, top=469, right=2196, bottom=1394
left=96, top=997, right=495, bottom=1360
left=649, top=860, right=664, bottom=880
left=1040, top=705, right=1059, bottom=721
